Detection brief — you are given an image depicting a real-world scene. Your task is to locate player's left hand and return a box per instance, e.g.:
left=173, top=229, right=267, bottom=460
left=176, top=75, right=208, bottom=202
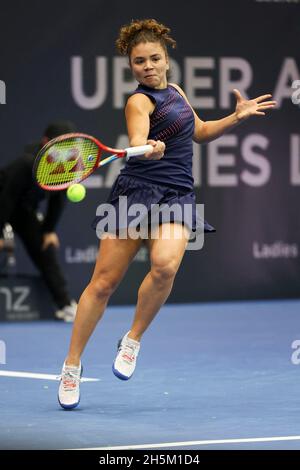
left=42, top=232, right=60, bottom=250
left=233, top=89, right=277, bottom=121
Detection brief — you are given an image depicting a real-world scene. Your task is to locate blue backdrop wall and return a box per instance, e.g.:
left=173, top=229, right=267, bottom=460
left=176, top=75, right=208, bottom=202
left=0, top=0, right=299, bottom=306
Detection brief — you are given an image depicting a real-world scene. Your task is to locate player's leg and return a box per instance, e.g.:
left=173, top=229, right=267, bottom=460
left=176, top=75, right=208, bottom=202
left=130, top=222, right=190, bottom=340
left=65, top=235, right=143, bottom=366
left=112, top=223, right=190, bottom=380
left=59, top=235, right=142, bottom=408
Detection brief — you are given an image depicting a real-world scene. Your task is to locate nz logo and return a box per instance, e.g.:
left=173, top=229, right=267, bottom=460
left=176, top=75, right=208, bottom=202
left=0, top=79, right=6, bottom=104
left=0, top=286, right=30, bottom=312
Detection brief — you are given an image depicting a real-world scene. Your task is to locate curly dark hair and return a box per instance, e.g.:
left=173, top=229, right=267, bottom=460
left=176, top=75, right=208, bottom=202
left=116, top=18, right=177, bottom=58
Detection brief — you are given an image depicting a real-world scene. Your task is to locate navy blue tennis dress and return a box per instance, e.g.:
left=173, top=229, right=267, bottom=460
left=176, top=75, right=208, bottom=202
left=93, top=83, right=215, bottom=236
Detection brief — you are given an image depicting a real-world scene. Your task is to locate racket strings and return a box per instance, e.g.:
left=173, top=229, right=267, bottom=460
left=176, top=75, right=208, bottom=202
left=36, top=138, right=99, bottom=187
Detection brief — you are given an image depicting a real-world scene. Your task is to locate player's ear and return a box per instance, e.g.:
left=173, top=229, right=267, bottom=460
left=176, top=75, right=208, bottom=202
left=166, top=55, right=170, bottom=71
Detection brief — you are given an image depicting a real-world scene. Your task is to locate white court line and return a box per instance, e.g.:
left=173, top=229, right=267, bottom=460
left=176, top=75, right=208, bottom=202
left=0, top=370, right=99, bottom=382
left=76, top=435, right=300, bottom=450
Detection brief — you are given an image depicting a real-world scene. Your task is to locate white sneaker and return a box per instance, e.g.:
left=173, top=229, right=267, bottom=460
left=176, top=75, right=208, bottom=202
left=112, top=331, right=140, bottom=380
left=55, top=300, right=77, bottom=322
left=58, top=361, right=82, bottom=409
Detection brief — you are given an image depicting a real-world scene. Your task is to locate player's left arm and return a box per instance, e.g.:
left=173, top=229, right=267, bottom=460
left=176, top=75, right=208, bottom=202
left=170, top=83, right=276, bottom=144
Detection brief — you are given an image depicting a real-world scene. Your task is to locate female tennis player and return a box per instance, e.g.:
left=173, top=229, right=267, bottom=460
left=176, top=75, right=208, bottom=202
left=58, top=18, right=276, bottom=408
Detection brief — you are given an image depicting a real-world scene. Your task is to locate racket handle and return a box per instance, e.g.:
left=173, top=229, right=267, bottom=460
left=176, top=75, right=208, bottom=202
left=125, top=144, right=153, bottom=160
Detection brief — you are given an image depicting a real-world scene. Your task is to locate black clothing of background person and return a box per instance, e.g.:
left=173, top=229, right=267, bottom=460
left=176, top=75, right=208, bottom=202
left=0, top=121, right=77, bottom=318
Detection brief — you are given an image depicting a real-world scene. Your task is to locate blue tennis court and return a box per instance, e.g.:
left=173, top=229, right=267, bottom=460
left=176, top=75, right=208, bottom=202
left=1, top=299, right=300, bottom=450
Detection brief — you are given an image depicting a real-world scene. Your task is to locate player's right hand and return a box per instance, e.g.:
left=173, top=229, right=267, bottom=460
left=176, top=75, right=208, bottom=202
left=0, top=239, right=5, bottom=251
left=144, top=139, right=165, bottom=160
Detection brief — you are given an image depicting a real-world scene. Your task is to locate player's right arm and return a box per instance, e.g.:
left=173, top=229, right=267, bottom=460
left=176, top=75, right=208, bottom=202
left=125, top=94, right=165, bottom=160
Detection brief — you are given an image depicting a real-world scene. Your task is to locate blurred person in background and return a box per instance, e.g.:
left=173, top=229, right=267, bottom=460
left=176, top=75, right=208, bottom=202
left=0, top=121, right=78, bottom=321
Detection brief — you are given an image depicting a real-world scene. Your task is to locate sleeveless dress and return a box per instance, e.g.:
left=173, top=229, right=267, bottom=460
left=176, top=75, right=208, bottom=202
left=92, top=83, right=215, bottom=236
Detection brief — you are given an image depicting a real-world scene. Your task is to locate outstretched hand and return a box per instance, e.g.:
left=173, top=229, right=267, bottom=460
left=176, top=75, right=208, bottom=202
left=233, top=89, right=277, bottom=122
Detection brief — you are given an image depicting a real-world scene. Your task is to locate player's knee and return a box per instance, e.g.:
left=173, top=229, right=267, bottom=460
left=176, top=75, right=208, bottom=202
left=89, top=277, right=118, bottom=299
left=151, top=261, right=177, bottom=285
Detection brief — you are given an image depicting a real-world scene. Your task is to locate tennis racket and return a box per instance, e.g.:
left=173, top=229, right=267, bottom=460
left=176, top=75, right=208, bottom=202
left=33, top=133, right=153, bottom=190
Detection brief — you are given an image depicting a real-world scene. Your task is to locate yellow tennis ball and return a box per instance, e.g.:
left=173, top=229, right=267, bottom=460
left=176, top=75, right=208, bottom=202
left=67, top=184, right=86, bottom=203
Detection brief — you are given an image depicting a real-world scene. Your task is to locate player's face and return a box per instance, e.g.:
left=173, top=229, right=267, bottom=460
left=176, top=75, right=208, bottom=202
left=130, top=42, right=169, bottom=89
